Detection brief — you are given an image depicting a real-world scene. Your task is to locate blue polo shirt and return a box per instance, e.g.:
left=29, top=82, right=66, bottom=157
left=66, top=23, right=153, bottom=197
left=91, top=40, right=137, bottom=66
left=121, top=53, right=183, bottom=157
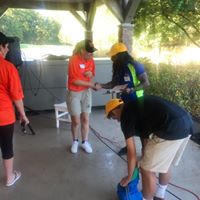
left=114, top=60, right=145, bottom=103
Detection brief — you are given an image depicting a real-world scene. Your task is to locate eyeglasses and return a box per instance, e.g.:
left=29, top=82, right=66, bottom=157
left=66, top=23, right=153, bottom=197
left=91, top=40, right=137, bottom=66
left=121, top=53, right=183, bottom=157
left=85, top=50, right=93, bottom=54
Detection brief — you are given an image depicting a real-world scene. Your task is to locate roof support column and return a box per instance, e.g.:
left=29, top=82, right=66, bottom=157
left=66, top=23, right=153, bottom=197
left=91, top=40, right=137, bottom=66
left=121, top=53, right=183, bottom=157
left=118, top=23, right=133, bottom=53
left=0, top=7, right=8, bottom=18
left=85, top=30, right=93, bottom=41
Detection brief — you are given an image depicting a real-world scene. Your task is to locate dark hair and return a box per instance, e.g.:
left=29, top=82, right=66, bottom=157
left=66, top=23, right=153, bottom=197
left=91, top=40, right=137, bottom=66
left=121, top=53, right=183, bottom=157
left=0, top=32, right=14, bottom=45
left=0, top=43, right=6, bottom=47
left=112, top=51, right=134, bottom=78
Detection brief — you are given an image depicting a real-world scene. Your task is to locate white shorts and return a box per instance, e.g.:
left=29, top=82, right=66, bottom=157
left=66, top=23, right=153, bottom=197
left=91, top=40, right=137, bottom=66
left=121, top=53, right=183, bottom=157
left=139, top=134, right=191, bottom=173
left=66, top=89, right=92, bottom=116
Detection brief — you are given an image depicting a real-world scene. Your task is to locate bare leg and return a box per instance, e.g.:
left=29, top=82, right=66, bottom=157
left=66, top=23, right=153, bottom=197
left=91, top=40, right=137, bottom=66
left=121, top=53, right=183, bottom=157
left=159, top=171, right=170, bottom=185
left=80, top=112, right=89, bottom=141
left=154, top=171, right=170, bottom=199
left=3, top=157, right=14, bottom=183
left=140, top=167, right=157, bottom=199
left=70, top=115, right=80, bottom=140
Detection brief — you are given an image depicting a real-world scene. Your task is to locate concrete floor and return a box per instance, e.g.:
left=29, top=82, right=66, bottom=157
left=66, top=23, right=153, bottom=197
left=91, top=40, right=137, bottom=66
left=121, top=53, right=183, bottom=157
left=0, top=107, right=200, bottom=200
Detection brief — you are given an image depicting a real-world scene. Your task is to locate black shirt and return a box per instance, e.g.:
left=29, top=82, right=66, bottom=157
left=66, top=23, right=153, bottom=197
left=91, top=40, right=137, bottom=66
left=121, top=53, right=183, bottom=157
left=121, top=95, right=193, bottom=140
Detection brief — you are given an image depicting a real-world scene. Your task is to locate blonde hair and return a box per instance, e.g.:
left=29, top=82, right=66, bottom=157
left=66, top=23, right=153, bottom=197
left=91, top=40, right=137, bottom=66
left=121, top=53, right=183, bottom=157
left=72, top=39, right=95, bottom=55
left=72, top=40, right=85, bottom=55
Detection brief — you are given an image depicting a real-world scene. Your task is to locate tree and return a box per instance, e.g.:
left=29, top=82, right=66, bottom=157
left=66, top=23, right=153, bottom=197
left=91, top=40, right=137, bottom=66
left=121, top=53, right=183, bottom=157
left=133, top=0, right=200, bottom=48
left=0, top=9, right=61, bottom=44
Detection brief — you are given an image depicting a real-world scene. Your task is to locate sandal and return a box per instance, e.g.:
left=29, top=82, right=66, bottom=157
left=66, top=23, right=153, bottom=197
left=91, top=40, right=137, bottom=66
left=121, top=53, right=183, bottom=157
left=6, top=170, right=21, bottom=187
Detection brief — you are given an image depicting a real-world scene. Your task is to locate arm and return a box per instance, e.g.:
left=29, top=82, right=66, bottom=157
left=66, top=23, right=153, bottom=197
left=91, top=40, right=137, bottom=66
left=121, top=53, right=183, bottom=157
left=84, top=71, right=93, bottom=78
left=73, top=79, right=95, bottom=89
left=136, top=72, right=150, bottom=90
left=8, top=66, right=29, bottom=125
left=14, top=99, right=29, bottom=125
left=125, top=72, right=150, bottom=93
left=68, top=56, right=96, bottom=89
left=120, top=136, right=137, bottom=186
left=84, top=59, right=95, bottom=79
left=100, top=80, right=116, bottom=89
left=100, top=73, right=120, bottom=89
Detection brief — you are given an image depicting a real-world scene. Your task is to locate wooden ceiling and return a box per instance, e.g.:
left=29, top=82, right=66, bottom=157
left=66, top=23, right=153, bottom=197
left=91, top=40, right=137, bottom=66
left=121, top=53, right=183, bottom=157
left=1, top=0, right=99, bottom=12
left=0, top=0, right=142, bottom=30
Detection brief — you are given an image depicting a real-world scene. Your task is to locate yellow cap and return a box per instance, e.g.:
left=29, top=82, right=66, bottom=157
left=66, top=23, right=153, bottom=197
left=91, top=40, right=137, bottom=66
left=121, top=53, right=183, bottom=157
left=105, top=98, right=124, bottom=118
left=108, top=43, right=127, bottom=57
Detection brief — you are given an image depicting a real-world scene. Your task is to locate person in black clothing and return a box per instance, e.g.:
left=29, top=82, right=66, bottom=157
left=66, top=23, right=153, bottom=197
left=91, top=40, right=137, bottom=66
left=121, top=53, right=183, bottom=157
left=105, top=95, right=193, bottom=200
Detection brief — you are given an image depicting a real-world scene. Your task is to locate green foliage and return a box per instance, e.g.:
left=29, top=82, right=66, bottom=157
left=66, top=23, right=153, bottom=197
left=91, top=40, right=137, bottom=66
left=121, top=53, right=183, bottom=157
left=0, top=9, right=61, bottom=44
left=142, top=59, right=200, bottom=118
left=170, top=0, right=197, bottom=12
left=133, top=0, right=200, bottom=48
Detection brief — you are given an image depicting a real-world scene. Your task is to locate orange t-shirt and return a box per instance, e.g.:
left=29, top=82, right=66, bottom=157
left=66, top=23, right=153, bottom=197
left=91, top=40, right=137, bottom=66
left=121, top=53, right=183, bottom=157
left=0, top=55, right=24, bottom=126
left=67, top=54, right=95, bottom=91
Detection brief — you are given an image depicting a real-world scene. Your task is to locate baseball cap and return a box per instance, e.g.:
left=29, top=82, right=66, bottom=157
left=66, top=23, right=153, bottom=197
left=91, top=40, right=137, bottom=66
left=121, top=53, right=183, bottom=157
left=107, top=42, right=127, bottom=57
left=0, top=32, right=14, bottom=44
left=85, top=39, right=97, bottom=53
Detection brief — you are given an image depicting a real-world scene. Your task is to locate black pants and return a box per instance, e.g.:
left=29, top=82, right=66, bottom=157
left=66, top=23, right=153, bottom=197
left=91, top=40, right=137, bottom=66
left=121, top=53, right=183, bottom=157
left=0, top=124, right=14, bottom=159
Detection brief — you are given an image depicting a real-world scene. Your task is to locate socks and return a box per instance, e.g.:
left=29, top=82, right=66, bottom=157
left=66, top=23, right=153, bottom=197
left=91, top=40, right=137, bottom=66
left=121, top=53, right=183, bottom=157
left=155, top=184, right=168, bottom=198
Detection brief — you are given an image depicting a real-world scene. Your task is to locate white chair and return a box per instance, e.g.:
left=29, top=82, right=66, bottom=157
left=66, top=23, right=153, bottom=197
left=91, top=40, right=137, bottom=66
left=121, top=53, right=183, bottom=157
left=54, top=102, right=71, bottom=128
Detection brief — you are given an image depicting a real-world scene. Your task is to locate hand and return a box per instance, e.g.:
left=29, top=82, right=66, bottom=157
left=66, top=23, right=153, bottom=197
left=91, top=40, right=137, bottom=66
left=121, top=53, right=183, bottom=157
left=120, top=176, right=132, bottom=187
left=91, top=82, right=102, bottom=91
left=94, top=82, right=102, bottom=91
left=19, top=114, right=29, bottom=125
left=84, top=71, right=93, bottom=78
left=121, top=87, right=134, bottom=94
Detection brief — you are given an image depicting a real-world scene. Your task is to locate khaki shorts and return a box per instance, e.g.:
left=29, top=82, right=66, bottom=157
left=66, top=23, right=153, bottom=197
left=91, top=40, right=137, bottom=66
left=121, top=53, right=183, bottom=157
left=139, top=134, right=191, bottom=173
left=66, top=89, right=92, bottom=116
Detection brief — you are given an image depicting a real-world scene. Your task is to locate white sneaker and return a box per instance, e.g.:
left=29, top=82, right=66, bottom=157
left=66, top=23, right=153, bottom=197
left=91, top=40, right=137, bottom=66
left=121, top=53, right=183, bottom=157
left=81, top=141, right=93, bottom=153
left=6, top=170, right=21, bottom=187
left=71, top=141, right=79, bottom=154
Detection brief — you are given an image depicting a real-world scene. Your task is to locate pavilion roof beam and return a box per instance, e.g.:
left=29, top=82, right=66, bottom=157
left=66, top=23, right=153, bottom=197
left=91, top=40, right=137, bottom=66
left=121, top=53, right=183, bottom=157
left=102, top=0, right=123, bottom=23
left=85, top=0, right=98, bottom=31
left=0, top=1, right=90, bottom=12
left=68, top=4, right=86, bottom=29
left=0, top=7, right=8, bottom=18
left=124, top=0, right=141, bottom=23
left=103, top=0, right=141, bottom=23
left=69, top=0, right=98, bottom=32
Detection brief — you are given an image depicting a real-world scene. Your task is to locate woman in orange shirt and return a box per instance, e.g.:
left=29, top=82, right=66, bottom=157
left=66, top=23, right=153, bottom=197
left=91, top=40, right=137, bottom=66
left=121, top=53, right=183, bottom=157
left=0, top=32, right=29, bottom=186
left=67, top=39, right=99, bottom=154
